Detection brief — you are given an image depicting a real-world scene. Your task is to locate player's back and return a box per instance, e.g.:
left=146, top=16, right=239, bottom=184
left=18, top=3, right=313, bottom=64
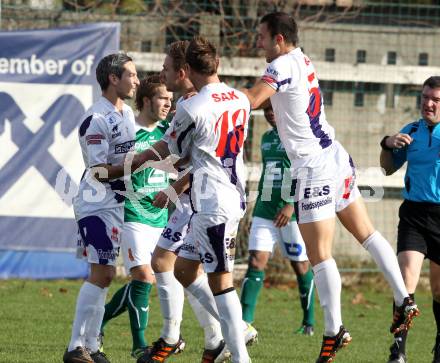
left=265, top=48, right=335, bottom=160
left=169, top=82, right=250, bottom=215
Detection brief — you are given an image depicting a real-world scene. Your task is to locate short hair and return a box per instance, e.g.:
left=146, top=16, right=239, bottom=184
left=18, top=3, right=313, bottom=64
left=423, top=76, right=440, bottom=90
left=135, top=74, right=164, bottom=111
left=185, top=36, right=218, bottom=76
left=96, top=53, right=133, bottom=91
left=260, top=12, right=298, bottom=46
left=166, top=40, right=190, bottom=72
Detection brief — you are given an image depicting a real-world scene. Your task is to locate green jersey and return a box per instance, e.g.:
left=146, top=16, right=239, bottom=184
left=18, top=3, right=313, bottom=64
left=253, top=128, right=295, bottom=221
left=124, top=121, right=169, bottom=227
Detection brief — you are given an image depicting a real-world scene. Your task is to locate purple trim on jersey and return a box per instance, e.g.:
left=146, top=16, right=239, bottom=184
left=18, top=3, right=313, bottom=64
left=188, top=173, right=196, bottom=213
left=79, top=115, right=93, bottom=137
left=348, top=155, right=356, bottom=177
left=177, top=123, right=195, bottom=154
left=220, top=128, right=247, bottom=211
left=308, top=89, right=332, bottom=149
left=77, top=215, right=118, bottom=265
left=109, top=179, right=125, bottom=203
left=276, top=78, right=292, bottom=91
left=206, top=223, right=226, bottom=272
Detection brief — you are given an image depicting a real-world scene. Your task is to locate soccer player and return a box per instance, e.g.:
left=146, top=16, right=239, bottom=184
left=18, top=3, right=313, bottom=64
left=63, top=53, right=139, bottom=363
left=380, top=76, right=440, bottom=363
left=241, top=12, right=419, bottom=362
left=135, top=40, right=229, bottom=363
left=99, top=76, right=174, bottom=360
left=135, top=36, right=251, bottom=363
left=241, top=104, right=315, bottom=336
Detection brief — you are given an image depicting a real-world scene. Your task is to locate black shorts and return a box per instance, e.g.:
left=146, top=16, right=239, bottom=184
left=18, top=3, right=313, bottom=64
left=397, top=199, right=440, bottom=265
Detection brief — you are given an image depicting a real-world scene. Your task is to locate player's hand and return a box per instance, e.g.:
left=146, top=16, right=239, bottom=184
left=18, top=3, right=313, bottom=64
left=152, top=191, right=170, bottom=209
left=273, top=204, right=294, bottom=228
left=386, top=133, right=412, bottom=149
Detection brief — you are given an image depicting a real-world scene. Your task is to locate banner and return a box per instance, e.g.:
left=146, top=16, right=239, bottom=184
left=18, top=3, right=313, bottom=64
left=0, top=23, right=120, bottom=252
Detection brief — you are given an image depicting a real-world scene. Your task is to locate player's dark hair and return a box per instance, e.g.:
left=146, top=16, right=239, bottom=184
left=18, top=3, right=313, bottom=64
left=96, top=53, right=133, bottom=91
left=185, top=36, right=218, bottom=76
left=135, top=74, right=165, bottom=111
left=260, top=12, right=298, bottom=46
left=423, top=76, right=440, bottom=90
left=166, top=40, right=190, bottom=72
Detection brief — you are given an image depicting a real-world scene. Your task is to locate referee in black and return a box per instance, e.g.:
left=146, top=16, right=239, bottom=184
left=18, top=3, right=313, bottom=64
left=380, top=76, right=440, bottom=363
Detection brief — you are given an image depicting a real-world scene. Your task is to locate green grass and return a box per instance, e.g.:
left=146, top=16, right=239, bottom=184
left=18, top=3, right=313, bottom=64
left=0, top=278, right=435, bottom=363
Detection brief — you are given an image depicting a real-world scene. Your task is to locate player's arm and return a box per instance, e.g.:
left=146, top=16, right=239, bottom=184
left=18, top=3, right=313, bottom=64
left=241, top=80, right=276, bottom=110
left=92, top=140, right=171, bottom=182
left=274, top=203, right=294, bottom=228
left=379, top=133, right=412, bottom=176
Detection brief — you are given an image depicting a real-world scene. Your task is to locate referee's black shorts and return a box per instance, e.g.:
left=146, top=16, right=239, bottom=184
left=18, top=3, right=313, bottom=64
left=397, top=199, right=440, bottom=265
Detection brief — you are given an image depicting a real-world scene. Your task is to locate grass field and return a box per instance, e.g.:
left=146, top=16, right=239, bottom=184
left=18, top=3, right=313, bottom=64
left=0, top=278, right=435, bottom=363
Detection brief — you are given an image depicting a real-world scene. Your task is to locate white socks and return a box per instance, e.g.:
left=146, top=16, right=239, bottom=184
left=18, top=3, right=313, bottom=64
left=155, top=271, right=184, bottom=344
left=186, top=274, right=220, bottom=321
left=68, top=281, right=107, bottom=352
left=186, top=283, right=222, bottom=349
left=313, top=258, right=342, bottom=336
left=214, top=289, right=250, bottom=363
left=363, top=231, right=407, bottom=306
left=85, top=286, right=107, bottom=353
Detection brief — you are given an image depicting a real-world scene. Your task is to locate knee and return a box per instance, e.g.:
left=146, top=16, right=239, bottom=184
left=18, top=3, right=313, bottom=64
left=151, top=255, right=162, bottom=273
left=173, top=267, right=187, bottom=287
left=248, top=252, right=267, bottom=271
left=100, top=269, right=115, bottom=287
left=306, top=251, right=331, bottom=267
left=131, top=265, right=153, bottom=283
left=291, top=260, right=309, bottom=275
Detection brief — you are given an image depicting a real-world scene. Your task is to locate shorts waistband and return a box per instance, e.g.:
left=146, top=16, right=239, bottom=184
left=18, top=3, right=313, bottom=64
left=403, top=199, right=440, bottom=209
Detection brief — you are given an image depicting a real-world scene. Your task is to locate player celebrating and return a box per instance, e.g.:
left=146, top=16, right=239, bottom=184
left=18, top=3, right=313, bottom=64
left=99, top=76, right=174, bottom=360
left=135, top=36, right=251, bottom=363
left=63, top=53, right=139, bottom=363
left=241, top=12, right=418, bottom=362
left=241, top=104, right=315, bottom=336
left=135, top=40, right=229, bottom=363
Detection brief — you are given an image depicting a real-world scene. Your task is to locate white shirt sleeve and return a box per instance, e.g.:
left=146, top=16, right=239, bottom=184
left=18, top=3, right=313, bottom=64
left=166, top=105, right=195, bottom=159
left=81, top=114, right=109, bottom=167
left=261, top=56, right=294, bottom=93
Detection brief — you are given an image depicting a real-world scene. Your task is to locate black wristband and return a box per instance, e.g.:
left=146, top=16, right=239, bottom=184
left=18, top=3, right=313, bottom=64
left=380, top=136, right=393, bottom=151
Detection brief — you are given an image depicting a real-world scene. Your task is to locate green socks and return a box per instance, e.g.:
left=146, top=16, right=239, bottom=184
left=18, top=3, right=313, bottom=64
left=128, top=280, right=152, bottom=352
left=101, top=283, right=130, bottom=331
left=101, top=280, right=152, bottom=353
left=297, top=267, right=315, bottom=326
left=240, top=268, right=265, bottom=323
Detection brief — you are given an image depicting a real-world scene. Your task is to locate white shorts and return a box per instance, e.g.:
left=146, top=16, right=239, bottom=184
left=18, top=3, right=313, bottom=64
left=179, top=212, right=241, bottom=273
left=248, top=216, right=308, bottom=262
left=121, top=222, right=163, bottom=274
left=292, top=141, right=361, bottom=224
left=76, top=208, right=123, bottom=266
left=157, top=193, right=192, bottom=253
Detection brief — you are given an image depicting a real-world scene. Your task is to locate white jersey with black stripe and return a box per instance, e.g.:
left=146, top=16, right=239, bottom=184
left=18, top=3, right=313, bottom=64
left=166, top=82, right=250, bottom=215
left=73, top=96, right=136, bottom=218
left=262, top=47, right=335, bottom=161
